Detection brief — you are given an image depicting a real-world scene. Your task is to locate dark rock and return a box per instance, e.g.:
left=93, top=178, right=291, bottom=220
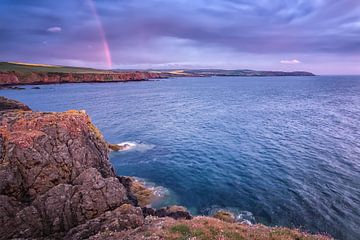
left=117, top=176, right=139, bottom=207
left=65, top=204, right=144, bottom=240
left=117, top=176, right=156, bottom=207
left=0, top=96, right=31, bottom=111
left=142, top=205, right=192, bottom=220
left=142, top=207, right=156, bottom=217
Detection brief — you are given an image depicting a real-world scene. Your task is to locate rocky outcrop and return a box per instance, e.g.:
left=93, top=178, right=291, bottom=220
left=212, top=210, right=236, bottom=223
left=0, top=97, right=196, bottom=239
left=0, top=100, right=140, bottom=239
left=0, top=96, right=31, bottom=111
left=0, top=71, right=166, bottom=86
left=0, top=97, right=332, bottom=240
left=142, top=206, right=192, bottom=220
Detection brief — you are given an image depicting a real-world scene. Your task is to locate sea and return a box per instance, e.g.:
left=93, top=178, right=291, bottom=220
left=1, top=76, right=359, bottom=240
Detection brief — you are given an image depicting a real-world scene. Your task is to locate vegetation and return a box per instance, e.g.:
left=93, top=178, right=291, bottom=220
left=159, top=217, right=331, bottom=240
left=0, top=62, right=111, bottom=73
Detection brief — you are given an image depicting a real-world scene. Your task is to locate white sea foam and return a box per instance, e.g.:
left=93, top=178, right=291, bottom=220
left=202, top=206, right=256, bottom=225
left=132, top=177, right=171, bottom=207
left=116, top=141, right=155, bottom=152
left=236, top=211, right=255, bottom=225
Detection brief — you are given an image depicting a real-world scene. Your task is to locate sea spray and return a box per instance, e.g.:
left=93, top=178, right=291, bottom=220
left=116, top=141, right=155, bottom=152
left=201, top=206, right=256, bottom=225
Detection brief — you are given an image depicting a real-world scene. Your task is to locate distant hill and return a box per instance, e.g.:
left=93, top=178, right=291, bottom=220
left=167, top=69, right=316, bottom=77
left=1, top=62, right=315, bottom=77
left=0, top=62, right=315, bottom=86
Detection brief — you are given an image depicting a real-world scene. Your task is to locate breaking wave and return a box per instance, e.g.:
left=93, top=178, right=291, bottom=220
left=201, top=206, right=256, bottom=225
left=116, top=141, right=155, bottom=152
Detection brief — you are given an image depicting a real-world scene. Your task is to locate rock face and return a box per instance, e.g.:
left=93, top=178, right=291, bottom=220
left=0, top=96, right=31, bottom=111
left=143, top=206, right=192, bottom=220
left=0, top=99, right=142, bottom=239
left=0, top=71, right=166, bottom=86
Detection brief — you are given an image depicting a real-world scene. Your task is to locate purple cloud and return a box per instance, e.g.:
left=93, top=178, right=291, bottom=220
left=0, top=0, right=359, bottom=74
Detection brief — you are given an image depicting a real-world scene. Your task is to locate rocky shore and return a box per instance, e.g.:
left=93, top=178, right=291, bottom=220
left=0, top=62, right=316, bottom=87
left=0, top=97, right=331, bottom=240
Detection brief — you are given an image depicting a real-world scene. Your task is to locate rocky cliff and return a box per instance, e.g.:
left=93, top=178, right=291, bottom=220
left=0, top=71, right=165, bottom=86
left=0, top=97, right=331, bottom=240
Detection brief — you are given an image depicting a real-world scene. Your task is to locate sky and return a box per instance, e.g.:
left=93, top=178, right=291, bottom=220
left=0, top=0, right=359, bottom=74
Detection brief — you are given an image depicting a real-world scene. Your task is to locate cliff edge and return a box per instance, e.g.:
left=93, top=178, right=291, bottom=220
left=0, top=97, right=331, bottom=240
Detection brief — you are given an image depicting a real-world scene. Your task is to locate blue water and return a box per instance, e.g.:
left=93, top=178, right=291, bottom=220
left=1, top=76, right=360, bottom=240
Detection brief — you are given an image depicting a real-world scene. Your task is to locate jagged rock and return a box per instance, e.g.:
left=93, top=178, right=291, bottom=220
left=0, top=110, right=113, bottom=201
left=0, top=96, right=31, bottom=111
left=117, top=176, right=139, bottom=206
left=0, top=100, right=137, bottom=239
left=213, top=210, right=236, bottom=223
left=118, top=176, right=156, bottom=207
left=143, top=205, right=192, bottom=220
left=65, top=204, right=144, bottom=240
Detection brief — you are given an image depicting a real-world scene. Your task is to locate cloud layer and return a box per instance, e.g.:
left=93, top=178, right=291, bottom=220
left=0, top=0, right=359, bottom=74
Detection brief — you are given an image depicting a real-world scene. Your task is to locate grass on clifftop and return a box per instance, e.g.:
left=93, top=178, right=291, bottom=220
left=0, top=62, right=112, bottom=74
left=158, top=217, right=332, bottom=240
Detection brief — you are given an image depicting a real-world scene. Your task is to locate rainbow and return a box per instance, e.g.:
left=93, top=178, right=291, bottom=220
left=87, top=0, right=112, bottom=69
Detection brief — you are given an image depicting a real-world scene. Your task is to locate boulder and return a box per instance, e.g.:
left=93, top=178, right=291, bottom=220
left=0, top=96, right=31, bottom=111
left=213, top=210, right=236, bottom=223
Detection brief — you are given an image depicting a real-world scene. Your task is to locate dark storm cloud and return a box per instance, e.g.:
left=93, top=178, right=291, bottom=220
left=0, top=0, right=359, bottom=73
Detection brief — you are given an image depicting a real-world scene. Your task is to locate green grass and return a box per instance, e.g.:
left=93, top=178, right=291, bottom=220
left=170, top=224, right=191, bottom=235
left=0, top=62, right=111, bottom=74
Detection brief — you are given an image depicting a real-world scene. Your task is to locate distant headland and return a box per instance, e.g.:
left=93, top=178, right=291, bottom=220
left=0, top=61, right=315, bottom=86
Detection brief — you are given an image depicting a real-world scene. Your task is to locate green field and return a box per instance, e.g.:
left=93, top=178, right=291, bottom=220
left=0, top=62, right=112, bottom=74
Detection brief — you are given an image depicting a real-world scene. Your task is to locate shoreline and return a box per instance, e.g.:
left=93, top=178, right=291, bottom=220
left=0, top=70, right=171, bottom=86
left=0, top=78, right=162, bottom=89
left=0, top=96, right=332, bottom=239
left=0, top=62, right=316, bottom=87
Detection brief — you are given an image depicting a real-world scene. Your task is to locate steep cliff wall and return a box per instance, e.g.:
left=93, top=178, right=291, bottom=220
left=0, top=71, right=165, bottom=85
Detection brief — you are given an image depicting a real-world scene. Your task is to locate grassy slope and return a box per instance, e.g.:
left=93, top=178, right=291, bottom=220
left=0, top=62, right=112, bottom=74
left=103, top=216, right=332, bottom=239
left=162, top=217, right=331, bottom=240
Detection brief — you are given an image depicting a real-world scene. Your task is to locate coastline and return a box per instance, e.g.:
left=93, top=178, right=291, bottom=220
left=0, top=62, right=316, bottom=87
left=0, top=96, right=332, bottom=239
left=0, top=71, right=170, bottom=86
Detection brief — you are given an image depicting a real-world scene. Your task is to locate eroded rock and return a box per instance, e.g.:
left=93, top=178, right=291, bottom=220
left=143, top=205, right=192, bottom=220
left=0, top=96, right=31, bottom=111
left=0, top=100, right=137, bottom=239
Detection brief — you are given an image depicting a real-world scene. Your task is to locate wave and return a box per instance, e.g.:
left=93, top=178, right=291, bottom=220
left=133, top=177, right=170, bottom=199
left=132, top=177, right=177, bottom=208
left=116, top=141, right=155, bottom=152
